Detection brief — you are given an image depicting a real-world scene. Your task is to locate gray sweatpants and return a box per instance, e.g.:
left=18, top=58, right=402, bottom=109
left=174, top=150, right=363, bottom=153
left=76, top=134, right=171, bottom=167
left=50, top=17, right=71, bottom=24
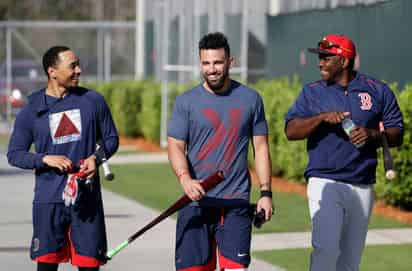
left=307, top=177, right=374, bottom=271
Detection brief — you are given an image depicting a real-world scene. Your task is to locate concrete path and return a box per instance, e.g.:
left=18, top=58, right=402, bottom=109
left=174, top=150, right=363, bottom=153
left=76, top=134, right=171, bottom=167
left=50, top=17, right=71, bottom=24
left=251, top=228, right=412, bottom=251
left=1, top=152, right=411, bottom=271
left=0, top=153, right=282, bottom=271
left=110, top=152, right=169, bottom=164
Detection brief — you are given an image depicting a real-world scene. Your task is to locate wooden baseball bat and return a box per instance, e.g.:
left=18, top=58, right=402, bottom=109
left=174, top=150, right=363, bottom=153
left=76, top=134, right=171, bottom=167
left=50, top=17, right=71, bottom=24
left=106, top=170, right=224, bottom=260
left=379, top=122, right=396, bottom=180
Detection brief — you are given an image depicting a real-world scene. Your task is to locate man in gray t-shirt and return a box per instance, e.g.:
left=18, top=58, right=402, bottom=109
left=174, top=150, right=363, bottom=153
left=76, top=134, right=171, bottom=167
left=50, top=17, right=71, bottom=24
left=167, top=32, right=273, bottom=271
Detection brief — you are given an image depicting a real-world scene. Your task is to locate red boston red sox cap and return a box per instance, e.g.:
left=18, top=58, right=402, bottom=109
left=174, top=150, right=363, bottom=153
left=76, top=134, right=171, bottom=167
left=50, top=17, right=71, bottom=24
left=308, top=34, right=356, bottom=60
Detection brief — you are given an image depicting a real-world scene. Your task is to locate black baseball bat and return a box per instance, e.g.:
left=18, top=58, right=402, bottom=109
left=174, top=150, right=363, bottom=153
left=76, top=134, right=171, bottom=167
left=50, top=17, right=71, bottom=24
left=106, top=171, right=225, bottom=260
left=379, top=122, right=396, bottom=180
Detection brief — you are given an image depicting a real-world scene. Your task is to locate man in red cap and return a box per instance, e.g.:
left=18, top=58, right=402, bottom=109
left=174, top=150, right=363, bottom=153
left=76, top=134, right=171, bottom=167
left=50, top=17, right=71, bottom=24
left=284, top=34, right=404, bottom=271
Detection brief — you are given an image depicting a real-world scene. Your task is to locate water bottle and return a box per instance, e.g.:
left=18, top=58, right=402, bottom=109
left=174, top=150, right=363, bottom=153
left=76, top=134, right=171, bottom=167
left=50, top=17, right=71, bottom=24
left=341, top=117, right=364, bottom=148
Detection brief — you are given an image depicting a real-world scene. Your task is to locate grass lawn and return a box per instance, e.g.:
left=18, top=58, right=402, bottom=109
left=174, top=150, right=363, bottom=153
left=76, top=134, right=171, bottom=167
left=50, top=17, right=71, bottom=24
left=102, top=163, right=410, bottom=233
left=253, top=244, right=412, bottom=271
left=0, top=133, right=10, bottom=149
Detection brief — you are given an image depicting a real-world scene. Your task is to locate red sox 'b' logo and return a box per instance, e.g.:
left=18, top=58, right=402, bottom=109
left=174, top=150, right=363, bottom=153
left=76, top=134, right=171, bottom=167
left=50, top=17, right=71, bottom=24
left=358, top=93, right=372, bottom=110
left=197, top=108, right=241, bottom=164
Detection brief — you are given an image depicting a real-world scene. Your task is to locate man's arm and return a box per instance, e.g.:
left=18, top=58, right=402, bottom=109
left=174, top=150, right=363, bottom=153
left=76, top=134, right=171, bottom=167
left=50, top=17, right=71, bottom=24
left=285, top=112, right=350, bottom=140
left=252, top=135, right=274, bottom=221
left=7, top=107, right=72, bottom=171
left=94, top=95, right=119, bottom=160
left=349, top=126, right=403, bottom=148
left=167, top=137, right=205, bottom=201
left=79, top=93, right=119, bottom=179
left=7, top=113, right=74, bottom=172
left=385, top=127, right=403, bottom=147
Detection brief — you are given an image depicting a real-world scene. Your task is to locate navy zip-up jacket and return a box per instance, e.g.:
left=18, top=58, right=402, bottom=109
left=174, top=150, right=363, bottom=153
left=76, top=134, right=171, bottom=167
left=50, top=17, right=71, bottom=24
left=285, top=72, right=403, bottom=184
left=7, top=87, right=119, bottom=203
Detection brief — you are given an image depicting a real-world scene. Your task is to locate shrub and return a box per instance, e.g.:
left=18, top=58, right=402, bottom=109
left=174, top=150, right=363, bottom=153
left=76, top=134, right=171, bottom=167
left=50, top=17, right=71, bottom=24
left=375, top=83, right=412, bottom=209
left=110, top=81, right=143, bottom=137
left=139, top=81, right=161, bottom=141
left=252, top=77, right=307, bottom=183
left=86, top=78, right=412, bottom=210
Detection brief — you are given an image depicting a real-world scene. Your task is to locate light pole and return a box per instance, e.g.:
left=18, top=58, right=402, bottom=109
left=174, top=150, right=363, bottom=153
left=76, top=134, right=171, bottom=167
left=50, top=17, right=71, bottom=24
left=135, top=0, right=145, bottom=80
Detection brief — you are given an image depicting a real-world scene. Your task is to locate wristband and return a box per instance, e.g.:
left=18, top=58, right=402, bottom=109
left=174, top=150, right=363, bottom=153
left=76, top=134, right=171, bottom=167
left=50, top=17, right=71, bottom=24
left=260, top=190, right=272, bottom=198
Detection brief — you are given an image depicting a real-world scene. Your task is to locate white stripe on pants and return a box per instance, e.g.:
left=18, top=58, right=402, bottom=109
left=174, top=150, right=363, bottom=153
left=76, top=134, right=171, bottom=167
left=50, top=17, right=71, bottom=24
left=307, top=177, right=374, bottom=271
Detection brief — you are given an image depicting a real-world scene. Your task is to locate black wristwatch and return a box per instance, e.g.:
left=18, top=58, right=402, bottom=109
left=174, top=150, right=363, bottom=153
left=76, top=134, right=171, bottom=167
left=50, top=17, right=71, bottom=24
left=260, top=190, right=273, bottom=198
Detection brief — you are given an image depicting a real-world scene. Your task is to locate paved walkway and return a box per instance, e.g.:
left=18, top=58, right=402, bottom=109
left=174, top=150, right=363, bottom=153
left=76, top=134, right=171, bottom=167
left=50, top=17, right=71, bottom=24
left=0, top=153, right=282, bottom=271
left=1, top=152, right=411, bottom=271
left=110, top=152, right=169, bottom=164
left=110, top=152, right=412, bottom=249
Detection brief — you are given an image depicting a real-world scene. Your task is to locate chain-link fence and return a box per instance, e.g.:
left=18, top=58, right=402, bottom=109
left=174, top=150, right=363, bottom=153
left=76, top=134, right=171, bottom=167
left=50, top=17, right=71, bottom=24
left=0, top=0, right=269, bottom=137
left=0, top=21, right=137, bottom=128
left=2, top=0, right=398, bottom=141
left=144, top=0, right=268, bottom=146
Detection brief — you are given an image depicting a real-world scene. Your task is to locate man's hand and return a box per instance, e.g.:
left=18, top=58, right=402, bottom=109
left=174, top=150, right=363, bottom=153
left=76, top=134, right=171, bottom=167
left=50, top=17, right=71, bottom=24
left=79, top=155, right=97, bottom=179
left=349, top=127, right=380, bottom=147
left=179, top=176, right=205, bottom=201
left=257, top=195, right=274, bottom=221
left=42, top=155, right=73, bottom=172
left=321, top=111, right=350, bottom=124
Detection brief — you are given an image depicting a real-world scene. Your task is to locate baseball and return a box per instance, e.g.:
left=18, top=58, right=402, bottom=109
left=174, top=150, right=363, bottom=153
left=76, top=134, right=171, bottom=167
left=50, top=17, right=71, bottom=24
left=385, top=170, right=396, bottom=180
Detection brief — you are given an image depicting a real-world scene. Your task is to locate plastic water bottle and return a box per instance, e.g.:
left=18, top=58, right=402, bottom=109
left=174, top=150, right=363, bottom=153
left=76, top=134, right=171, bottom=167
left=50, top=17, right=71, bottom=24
left=341, top=118, right=364, bottom=148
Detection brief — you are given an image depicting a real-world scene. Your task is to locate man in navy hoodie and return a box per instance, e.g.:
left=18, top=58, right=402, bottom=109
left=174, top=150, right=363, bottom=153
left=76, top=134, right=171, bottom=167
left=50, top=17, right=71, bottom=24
left=7, top=46, right=118, bottom=271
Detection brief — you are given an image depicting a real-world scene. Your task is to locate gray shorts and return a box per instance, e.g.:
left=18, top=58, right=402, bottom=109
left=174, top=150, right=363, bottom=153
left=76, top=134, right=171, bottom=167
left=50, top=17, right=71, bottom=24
left=307, top=177, right=373, bottom=271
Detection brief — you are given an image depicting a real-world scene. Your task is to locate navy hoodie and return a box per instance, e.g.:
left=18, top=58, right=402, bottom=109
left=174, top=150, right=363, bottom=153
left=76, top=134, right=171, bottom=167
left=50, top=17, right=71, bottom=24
left=7, top=87, right=119, bottom=203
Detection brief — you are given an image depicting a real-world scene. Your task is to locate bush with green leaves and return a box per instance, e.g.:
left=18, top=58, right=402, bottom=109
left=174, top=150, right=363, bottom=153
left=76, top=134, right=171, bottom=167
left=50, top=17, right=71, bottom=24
left=83, top=81, right=137, bottom=136
left=139, top=81, right=161, bottom=141
left=375, top=83, right=412, bottom=209
left=109, top=81, right=144, bottom=137
left=251, top=77, right=307, bottom=183
left=85, top=78, right=411, bottom=210
left=84, top=80, right=189, bottom=141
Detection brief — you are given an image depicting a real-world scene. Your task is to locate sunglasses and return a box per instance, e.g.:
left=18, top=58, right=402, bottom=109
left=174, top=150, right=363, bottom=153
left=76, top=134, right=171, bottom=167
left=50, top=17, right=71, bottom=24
left=318, top=39, right=340, bottom=49
left=318, top=39, right=352, bottom=53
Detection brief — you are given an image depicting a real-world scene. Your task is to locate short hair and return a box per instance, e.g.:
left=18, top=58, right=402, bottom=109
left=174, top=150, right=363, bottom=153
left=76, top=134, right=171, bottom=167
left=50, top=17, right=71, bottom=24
left=42, top=46, right=71, bottom=77
left=198, top=32, right=230, bottom=57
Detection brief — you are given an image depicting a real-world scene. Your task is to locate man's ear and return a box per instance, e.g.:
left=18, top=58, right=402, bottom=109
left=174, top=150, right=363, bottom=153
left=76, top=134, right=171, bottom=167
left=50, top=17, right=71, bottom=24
left=342, top=57, right=350, bottom=69
left=48, top=67, right=56, bottom=79
left=228, top=56, right=234, bottom=69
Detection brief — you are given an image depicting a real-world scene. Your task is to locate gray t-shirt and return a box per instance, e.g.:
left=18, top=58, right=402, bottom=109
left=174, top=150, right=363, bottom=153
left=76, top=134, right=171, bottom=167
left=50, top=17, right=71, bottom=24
left=168, top=80, right=268, bottom=205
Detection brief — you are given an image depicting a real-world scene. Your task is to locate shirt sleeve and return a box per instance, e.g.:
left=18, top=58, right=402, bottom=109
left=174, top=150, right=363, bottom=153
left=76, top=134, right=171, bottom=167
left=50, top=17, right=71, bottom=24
left=284, top=86, right=314, bottom=125
left=252, top=94, right=268, bottom=136
left=381, top=85, right=404, bottom=130
left=95, top=94, right=119, bottom=161
left=7, top=108, right=45, bottom=169
left=167, top=95, right=189, bottom=141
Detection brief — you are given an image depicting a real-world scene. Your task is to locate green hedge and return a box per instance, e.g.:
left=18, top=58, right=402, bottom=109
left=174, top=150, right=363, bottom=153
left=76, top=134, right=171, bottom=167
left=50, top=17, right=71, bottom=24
left=251, top=77, right=307, bottom=183
left=375, top=84, right=412, bottom=209
left=84, top=79, right=412, bottom=210
left=83, top=80, right=187, bottom=141
left=138, top=81, right=161, bottom=141
left=85, top=81, right=143, bottom=137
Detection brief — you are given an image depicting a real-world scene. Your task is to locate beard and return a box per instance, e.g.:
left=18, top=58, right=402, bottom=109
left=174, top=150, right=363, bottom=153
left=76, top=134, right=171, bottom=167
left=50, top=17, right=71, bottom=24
left=203, top=68, right=229, bottom=91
